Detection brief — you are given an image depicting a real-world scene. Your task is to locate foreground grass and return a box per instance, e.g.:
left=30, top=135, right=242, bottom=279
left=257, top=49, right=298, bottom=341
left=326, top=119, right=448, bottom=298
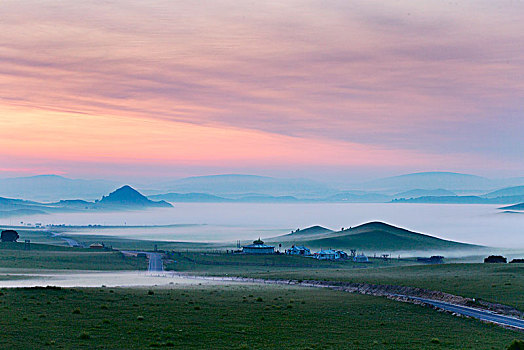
left=0, top=243, right=146, bottom=270
left=0, top=285, right=521, bottom=349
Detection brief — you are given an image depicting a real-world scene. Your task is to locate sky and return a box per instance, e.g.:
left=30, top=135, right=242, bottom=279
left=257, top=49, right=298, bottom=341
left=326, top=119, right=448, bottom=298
left=0, top=0, right=523, bottom=182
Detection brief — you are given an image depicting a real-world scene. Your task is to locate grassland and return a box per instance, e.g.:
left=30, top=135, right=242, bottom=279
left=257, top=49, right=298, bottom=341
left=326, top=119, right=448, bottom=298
left=164, top=253, right=524, bottom=311
left=58, top=233, right=214, bottom=251
left=164, top=251, right=419, bottom=274
left=236, top=263, right=524, bottom=311
left=0, top=242, right=146, bottom=270
left=0, top=285, right=521, bottom=349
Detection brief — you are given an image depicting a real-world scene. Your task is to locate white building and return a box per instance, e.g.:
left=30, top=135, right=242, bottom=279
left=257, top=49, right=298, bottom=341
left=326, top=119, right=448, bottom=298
left=286, top=245, right=311, bottom=256
left=315, top=249, right=340, bottom=260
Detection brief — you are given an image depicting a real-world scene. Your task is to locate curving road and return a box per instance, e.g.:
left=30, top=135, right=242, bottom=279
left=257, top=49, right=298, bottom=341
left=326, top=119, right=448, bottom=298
left=409, top=296, right=524, bottom=330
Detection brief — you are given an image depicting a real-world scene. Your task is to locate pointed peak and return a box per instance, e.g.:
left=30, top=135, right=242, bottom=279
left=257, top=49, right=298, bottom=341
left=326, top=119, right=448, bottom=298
left=99, top=185, right=173, bottom=208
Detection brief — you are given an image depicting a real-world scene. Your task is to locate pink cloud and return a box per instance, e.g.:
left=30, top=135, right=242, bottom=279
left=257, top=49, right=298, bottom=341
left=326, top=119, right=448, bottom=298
left=0, top=0, right=523, bottom=178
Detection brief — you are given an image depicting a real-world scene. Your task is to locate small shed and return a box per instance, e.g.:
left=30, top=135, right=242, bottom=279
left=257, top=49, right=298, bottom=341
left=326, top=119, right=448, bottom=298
left=89, top=243, right=104, bottom=249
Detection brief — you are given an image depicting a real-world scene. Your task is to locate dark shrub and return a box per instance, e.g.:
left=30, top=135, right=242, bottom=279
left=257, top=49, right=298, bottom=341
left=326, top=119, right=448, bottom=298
left=508, top=339, right=524, bottom=350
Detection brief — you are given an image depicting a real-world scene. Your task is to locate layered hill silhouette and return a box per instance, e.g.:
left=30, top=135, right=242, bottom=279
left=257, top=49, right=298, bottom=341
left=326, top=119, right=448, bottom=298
left=0, top=185, right=172, bottom=217
left=272, top=222, right=480, bottom=252
left=97, top=186, right=171, bottom=208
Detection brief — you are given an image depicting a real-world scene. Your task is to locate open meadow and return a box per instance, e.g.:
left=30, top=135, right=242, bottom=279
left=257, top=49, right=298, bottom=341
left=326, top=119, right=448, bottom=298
left=161, top=252, right=524, bottom=311
left=0, top=231, right=522, bottom=348
left=0, top=242, right=147, bottom=270
left=0, top=284, right=522, bottom=349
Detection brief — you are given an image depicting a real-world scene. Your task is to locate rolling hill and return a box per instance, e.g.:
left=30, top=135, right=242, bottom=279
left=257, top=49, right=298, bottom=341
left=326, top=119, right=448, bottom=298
left=485, top=185, right=524, bottom=198
left=499, top=203, right=524, bottom=211
left=97, top=186, right=172, bottom=208
left=273, top=222, right=481, bottom=252
left=284, top=225, right=334, bottom=237
left=357, top=172, right=495, bottom=192
left=0, top=175, right=119, bottom=202
left=148, top=193, right=232, bottom=202
left=0, top=186, right=172, bottom=217
left=152, top=174, right=335, bottom=197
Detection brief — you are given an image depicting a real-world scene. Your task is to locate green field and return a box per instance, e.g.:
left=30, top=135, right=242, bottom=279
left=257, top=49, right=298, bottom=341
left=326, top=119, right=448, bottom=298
left=0, top=242, right=146, bottom=270
left=164, top=251, right=420, bottom=274
left=59, top=233, right=214, bottom=251
left=240, top=264, right=524, bottom=311
left=164, top=253, right=524, bottom=311
left=0, top=285, right=521, bottom=349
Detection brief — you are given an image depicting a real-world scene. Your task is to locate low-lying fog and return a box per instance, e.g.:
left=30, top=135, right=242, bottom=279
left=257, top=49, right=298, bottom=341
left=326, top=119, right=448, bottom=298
left=0, top=272, right=231, bottom=288
left=1, top=203, right=523, bottom=248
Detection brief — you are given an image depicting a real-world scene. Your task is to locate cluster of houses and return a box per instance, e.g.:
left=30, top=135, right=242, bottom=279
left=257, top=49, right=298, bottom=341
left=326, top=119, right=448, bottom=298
left=241, top=239, right=368, bottom=262
left=286, top=245, right=369, bottom=262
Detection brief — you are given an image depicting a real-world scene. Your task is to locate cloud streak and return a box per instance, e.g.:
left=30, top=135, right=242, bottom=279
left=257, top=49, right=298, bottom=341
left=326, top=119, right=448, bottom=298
left=0, top=0, right=523, bottom=179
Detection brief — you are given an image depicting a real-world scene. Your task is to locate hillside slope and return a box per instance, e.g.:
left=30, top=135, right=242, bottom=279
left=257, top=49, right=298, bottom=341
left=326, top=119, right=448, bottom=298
left=499, top=203, right=524, bottom=211
left=285, top=226, right=334, bottom=237
left=485, top=185, right=524, bottom=198
left=358, top=172, right=494, bottom=192
left=276, top=222, right=480, bottom=252
left=98, top=186, right=172, bottom=208
left=154, top=174, right=334, bottom=196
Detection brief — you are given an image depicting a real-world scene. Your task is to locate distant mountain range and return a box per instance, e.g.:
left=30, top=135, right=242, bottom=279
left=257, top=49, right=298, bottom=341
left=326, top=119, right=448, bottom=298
left=0, top=175, right=121, bottom=202
left=146, top=174, right=335, bottom=197
left=355, top=172, right=524, bottom=193
left=97, top=186, right=171, bottom=208
left=484, top=186, right=524, bottom=198
left=268, top=222, right=482, bottom=253
left=2, top=172, right=524, bottom=206
left=0, top=185, right=171, bottom=217
left=392, top=193, right=524, bottom=205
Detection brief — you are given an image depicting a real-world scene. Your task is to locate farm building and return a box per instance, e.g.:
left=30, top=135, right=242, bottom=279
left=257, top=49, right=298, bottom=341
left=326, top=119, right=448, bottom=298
left=353, top=253, right=369, bottom=263
left=315, top=249, right=340, bottom=260
left=242, top=239, right=275, bottom=254
left=89, top=243, right=104, bottom=249
left=337, top=250, right=349, bottom=259
left=286, top=245, right=311, bottom=256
